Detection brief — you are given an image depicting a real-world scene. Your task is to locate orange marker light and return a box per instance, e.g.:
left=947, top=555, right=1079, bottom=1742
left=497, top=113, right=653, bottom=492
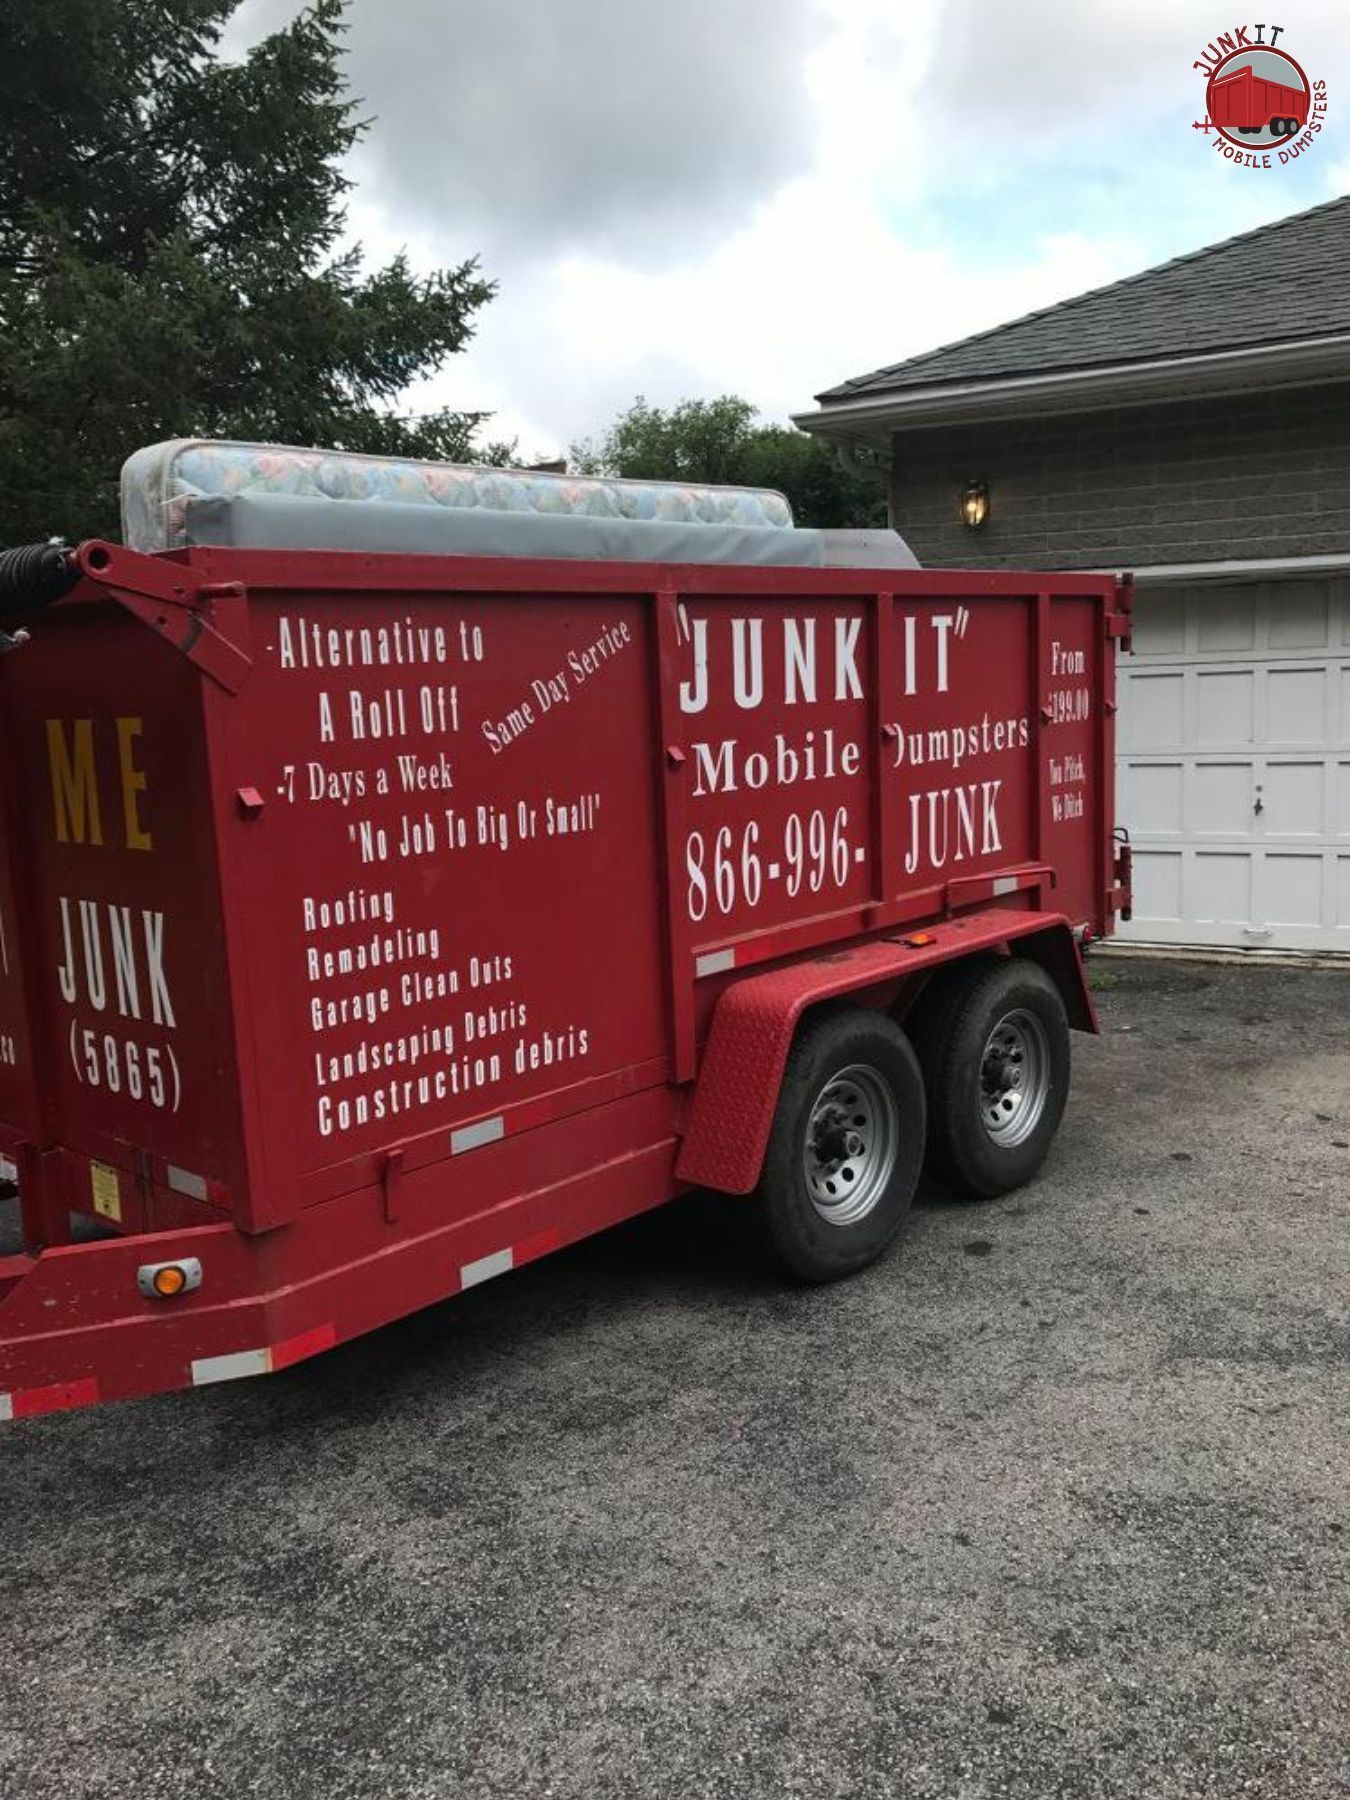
left=137, top=1257, right=202, bottom=1300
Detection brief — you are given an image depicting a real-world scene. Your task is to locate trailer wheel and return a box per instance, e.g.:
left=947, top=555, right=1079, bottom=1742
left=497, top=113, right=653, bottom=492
left=756, top=1009, right=925, bottom=1282
left=912, top=959, right=1070, bottom=1200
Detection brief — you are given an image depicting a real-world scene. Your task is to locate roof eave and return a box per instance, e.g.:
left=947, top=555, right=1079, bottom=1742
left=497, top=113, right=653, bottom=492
left=793, top=334, right=1350, bottom=443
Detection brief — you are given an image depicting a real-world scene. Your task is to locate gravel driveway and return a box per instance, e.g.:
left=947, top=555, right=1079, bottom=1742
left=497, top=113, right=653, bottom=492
left=2, top=955, right=1348, bottom=1800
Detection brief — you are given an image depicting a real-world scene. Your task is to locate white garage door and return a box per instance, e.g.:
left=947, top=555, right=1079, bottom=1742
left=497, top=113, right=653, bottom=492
left=1117, top=576, right=1350, bottom=954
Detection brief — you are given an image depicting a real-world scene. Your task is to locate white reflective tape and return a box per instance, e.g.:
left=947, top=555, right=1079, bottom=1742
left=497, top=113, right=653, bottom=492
left=460, top=1248, right=514, bottom=1289
left=0, top=1394, right=12, bottom=1423
left=166, top=1164, right=208, bottom=1201
left=451, top=1115, right=504, bottom=1156
left=696, top=949, right=736, bottom=977
left=191, top=1348, right=271, bottom=1386
left=0, top=1156, right=16, bottom=1184
left=993, top=876, right=1019, bottom=896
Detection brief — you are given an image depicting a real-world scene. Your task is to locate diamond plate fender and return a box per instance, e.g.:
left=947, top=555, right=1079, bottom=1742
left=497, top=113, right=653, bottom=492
left=675, top=911, right=1092, bottom=1194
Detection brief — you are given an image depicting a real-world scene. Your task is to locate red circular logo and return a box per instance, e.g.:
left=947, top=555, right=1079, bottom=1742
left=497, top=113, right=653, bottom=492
left=1205, top=46, right=1311, bottom=149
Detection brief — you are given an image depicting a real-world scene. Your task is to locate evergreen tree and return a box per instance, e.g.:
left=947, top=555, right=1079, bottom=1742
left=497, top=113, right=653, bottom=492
left=0, top=0, right=501, bottom=539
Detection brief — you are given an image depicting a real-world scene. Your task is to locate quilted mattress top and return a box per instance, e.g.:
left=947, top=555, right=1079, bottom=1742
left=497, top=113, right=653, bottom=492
left=121, top=438, right=796, bottom=554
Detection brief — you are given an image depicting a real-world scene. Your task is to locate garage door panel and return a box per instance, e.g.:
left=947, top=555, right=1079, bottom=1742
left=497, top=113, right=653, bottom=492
left=1196, top=588, right=1256, bottom=651
left=1197, top=669, right=1255, bottom=744
left=1267, top=666, right=1328, bottom=742
left=1262, top=762, right=1324, bottom=835
left=1126, top=762, right=1184, bottom=833
left=1268, top=587, right=1331, bottom=648
left=1193, top=852, right=1252, bottom=924
left=1118, top=577, right=1348, bottom=954
left=1192, top=762, right=1253, bottom=834
left=1131, top=590, right=1185, bottom=654
left=1133, top=849, right=1184, bottom=923
left=1261, top=853, right=1325, bottom=928
left=1124, top=672, right=1184, bottom=748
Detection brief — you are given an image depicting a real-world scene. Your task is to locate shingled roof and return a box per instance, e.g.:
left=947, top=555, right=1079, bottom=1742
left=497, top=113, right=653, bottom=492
left=817, top=194, right=1350, bottom=404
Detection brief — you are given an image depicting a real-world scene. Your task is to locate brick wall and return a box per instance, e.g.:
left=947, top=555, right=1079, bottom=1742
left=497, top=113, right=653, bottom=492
left=887, top=382, right=1350, bottom=570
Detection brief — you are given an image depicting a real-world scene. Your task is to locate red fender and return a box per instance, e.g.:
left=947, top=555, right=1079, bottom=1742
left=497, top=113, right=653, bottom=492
left=676, top=911, right=1094, bottom=1194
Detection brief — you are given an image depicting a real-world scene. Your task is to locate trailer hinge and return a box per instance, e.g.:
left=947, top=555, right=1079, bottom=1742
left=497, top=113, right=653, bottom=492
left=381, top=1147, right=405, bottom=1224
left=1108, top=834, right=1133, bottom=921
left=1107, top=573, right=1134, bottom=654
left=73, top=541, right=251, bottom=695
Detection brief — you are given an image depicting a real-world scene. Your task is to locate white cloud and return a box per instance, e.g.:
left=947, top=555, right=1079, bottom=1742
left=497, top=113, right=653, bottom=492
left=408, top=178, right=1131, bottom=457
left=224, top=0, right=1350, bottom=456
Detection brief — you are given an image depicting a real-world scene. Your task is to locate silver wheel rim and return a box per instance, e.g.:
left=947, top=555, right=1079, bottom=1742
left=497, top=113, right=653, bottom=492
left=803, top=1063, right=899, bottom=1227
left=980, top=1008, right=1051, bottom=1148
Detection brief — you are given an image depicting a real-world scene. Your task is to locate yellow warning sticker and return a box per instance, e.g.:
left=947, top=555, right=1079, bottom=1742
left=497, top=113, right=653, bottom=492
left=90, top=1161, right=122, bottom=1223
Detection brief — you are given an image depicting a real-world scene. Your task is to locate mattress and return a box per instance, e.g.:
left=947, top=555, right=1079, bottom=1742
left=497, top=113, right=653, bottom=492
left=172, top=492, right=918, bottom=569
left=121, top=438, right=795, bottom=554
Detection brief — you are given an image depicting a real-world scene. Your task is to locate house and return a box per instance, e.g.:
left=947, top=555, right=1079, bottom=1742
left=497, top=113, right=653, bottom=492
left=795, top=195, right=1350, bottom=956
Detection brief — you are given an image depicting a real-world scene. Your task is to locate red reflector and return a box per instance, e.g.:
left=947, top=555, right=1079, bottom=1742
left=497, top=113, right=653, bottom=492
left=267, top=1322, right=337, bottom=1372
left=513, top=1227, right=563, bottom=1268
left=12, top=1377, right=100, bottom=1420
left=904, top=933, right=938, bottom=948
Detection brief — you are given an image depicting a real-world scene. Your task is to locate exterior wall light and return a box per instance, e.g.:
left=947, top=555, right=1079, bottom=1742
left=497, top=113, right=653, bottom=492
left=960, top=480, right=990, bottom=528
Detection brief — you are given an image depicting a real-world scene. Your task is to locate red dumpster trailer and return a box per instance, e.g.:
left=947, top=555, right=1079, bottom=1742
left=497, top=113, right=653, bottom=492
left=0, top=442, right=1132, bottom=1420
left=1208, top=61, right=1308, bottom=136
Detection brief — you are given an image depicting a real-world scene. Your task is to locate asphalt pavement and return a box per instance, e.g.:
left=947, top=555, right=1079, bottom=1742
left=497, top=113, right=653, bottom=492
left=2, top=955, right=1348, bottom=1799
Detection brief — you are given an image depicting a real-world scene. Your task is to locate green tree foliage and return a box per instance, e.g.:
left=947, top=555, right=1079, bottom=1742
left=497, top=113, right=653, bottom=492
left=0, top=0, right=504, bottom=540
left=572, top=395, right=886, bottom=529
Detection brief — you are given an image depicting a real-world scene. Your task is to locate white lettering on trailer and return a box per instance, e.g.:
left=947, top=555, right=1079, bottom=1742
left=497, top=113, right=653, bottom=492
left=109, top=906, right=139, bottom=1016
left=835, top=618, right=863, bottom=700
left=690, top=728, right=861, bottom=798
left=480, top=621, right=631, bottom=753
left=302, top=888, right=395, bottom=930
left=276, top=615, right=452, bottom=672
left=55, top=899, right=176, bottom=1027
left=784, top=618, right=815, bottom=704
left=679, top=612, right=865, bottom=716
left=142, top=911, right=174, bottom=1028
left=898, top=607, right=972, bottom=697
left=451, top=1114, right=505, bottom=1155
left=932, top=615, right=955, bottom=693
left=902, top=781, right=1004, bottom=878
left=732, top=619, right=764, bottom=709
left=889, top=715, right=1030, bottom=774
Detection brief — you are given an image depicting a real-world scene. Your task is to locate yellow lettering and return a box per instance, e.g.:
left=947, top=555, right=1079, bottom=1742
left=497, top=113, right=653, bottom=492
left=46, top=719, right=102, bottom=845
left=116, top=717, right=152, bottom=852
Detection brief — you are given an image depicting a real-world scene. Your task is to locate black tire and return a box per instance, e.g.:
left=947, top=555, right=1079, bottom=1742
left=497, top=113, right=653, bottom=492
left=909, top=958, right=1070, bottom=1200
left=756, top=1008, right=925, bottom=1283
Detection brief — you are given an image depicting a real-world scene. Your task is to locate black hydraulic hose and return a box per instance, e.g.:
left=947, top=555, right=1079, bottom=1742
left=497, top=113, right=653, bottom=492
left=0, top=541, right=79, bottom=613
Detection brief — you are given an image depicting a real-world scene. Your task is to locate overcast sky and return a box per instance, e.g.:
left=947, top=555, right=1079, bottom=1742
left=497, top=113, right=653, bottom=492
left=226, top=0, right=1350, bottom=458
